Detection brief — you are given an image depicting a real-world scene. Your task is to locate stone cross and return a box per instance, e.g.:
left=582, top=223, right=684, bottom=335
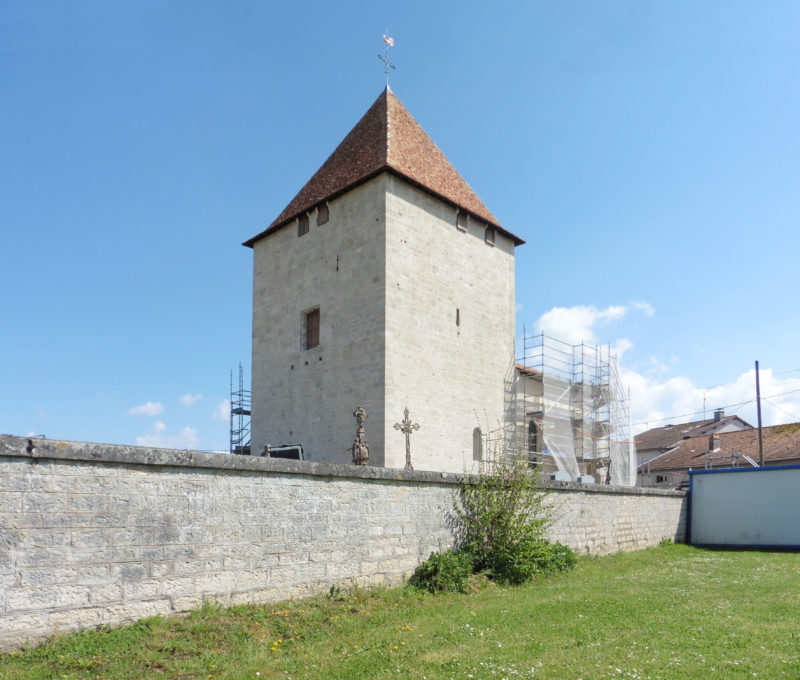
left=351, top=406, right=370, bottom=466
left=393, top=406, right=419, bottom=471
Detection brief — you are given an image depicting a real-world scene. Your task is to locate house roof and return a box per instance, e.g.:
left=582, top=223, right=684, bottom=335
left=640, top=422, right=800, bottom=472
left=515, top=363, right=542, bottom=378
left=244, top=88, right=524, bottom=248
left=635, top=414, right=752, bottom=452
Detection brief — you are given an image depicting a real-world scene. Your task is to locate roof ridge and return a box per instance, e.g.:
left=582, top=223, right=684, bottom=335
left=244, top=89, right=523, bottom=247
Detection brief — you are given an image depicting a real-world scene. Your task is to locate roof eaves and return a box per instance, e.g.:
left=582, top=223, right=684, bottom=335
left=383, top=169, right=525, bottom=246
left=243, top=167, right=526, bottom=248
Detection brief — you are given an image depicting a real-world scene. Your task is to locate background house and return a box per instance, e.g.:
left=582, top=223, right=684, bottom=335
left=636, top=410, right=752, bottom=471
left=638, top=421, right=800, bottom=487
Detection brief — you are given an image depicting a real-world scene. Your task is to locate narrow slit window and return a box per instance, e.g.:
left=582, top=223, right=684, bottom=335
left=298, top=213, right=309, bottom=237
left=317, top=203, right=329, bottom=226
left=473, top=427, right=483, bottom=461
left=456, top=209, right=467, bottom=232
left=304, top=308, right=320, bottom=349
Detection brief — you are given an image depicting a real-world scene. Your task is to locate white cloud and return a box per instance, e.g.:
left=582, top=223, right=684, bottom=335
left=135, top=420, right=199, bottom=449
left=126, top=401, right=164, bottom=417
left=630, top=300, right=655, bottom=317
left=213, top=399, right=231, bottom=421
left=533, top=302, right=653, bottom=346
left=612, top=338, right=633, bottom=359
left=179, top=393, right=203, bottom=407
left=626, top=366, right=800, bottom=434
left=531, top=300, right=800, bottom=434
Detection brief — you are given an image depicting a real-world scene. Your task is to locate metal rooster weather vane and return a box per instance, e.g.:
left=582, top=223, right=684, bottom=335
left=393, top=406, right=419, bottom=471
left=378, top=33, right=396, bottom=88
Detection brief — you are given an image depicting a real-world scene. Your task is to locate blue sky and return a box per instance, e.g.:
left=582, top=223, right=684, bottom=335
left=3, top=1, right=799, bottom=451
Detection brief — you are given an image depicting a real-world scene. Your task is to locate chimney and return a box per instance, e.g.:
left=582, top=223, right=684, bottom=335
left=709, top=433, right=721, bottom=451
left=714, top=409, right=724, bottom=422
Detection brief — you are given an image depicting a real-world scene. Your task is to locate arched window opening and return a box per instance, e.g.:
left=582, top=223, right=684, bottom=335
left=472, top=427, right=483, bottom=461
left=528, top=420, right=539, bottom=467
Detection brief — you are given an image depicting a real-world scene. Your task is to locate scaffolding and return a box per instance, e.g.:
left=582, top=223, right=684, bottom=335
left=517, top=333, right=633, bottom=485
left=230, top=363, right=251, bottom=455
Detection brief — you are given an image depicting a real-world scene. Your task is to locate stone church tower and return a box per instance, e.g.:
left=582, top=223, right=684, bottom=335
left=245, top=88, right=524, bottom=472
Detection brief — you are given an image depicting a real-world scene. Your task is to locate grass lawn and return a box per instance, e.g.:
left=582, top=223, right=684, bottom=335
left=2, top=543, right=799, bottom=679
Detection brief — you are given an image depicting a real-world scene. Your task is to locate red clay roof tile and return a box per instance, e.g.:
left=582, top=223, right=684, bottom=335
left=641, top=422, right=800, bottom=471
left=244, top=88, right=523, bottom=247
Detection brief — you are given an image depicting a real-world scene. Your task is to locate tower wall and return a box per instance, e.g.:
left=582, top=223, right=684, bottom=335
left=383, top=177, right=516, bottom=472
left=251, top=177, right=388, bottom=464
left=251, top=174, right=516, bottom=472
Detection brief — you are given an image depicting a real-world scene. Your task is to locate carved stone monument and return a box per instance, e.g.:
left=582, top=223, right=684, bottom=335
left=393, top=406, right=420, bottom=471
left=351, top=406, right=370, bottom=465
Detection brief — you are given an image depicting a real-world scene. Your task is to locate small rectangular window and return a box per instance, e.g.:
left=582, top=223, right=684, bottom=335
left=298, top=213, right=309, bottom=237
left=456, top=209, right=467, bottom=232
left=485, top=227, right=496, bottom=246
left=317, top=203, right=329, bottom=226
left=304, top=308, right=320, bottom=349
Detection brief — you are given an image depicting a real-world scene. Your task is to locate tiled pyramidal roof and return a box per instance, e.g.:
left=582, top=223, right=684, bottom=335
left=245, top=88, right=523, bottom=247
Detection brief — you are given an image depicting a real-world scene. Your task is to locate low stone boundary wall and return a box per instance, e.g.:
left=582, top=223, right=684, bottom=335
left=0, top=435, right=686, bottom=650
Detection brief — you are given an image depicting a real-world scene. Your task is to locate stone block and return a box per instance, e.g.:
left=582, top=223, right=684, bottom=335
left=249, top=555, right=280, bottom=569
left=122, top=579, right=161, bottom=600
left=194, top=572, right=235, bottom=593
left=15, top=548, right=68, bottom=568
left=159, top=576, right=196, bottom=596
left=22, top=494, right=69, bottom=513
left=49, top=607, right=104, bottom=628
left=71, top=529, right=114, bottom=549
left=111, top=563, right=148, bottom=580
left=173, top=559, right=222, bottom=576
left=170, top=595, right=203, bottom=611
left=67, top=494, right=107, bottom=512
left=235, top=570, right=271, bottom=590
left=0, top=512, right=43, bottom=529
left=0, top=492, right=23, bottom=513
left=6, top=585, right=90, bottom=613
left=150, top=561, right=173, bottom=577
left=20, top=567, right=80, bottom=586
left=102, top=599, right=173, bottom=623
left=90, top=583, right=123, bottom=604
left=277, top=551, right=308, bottom=566
left=0, top=470, right=30, bottom=492
left=269, top=566, right=296, bottom=584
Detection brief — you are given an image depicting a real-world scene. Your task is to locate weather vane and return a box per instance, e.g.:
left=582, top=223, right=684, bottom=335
left=378, top=33, right=396, bottom=88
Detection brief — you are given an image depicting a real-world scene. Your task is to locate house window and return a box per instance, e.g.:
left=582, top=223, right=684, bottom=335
left=485, top=227, right=496, bottom=246
left=473, top=427, right=483, bottom=461
left=528, top=420, right=540, bottom=467
left=304, top=307, right=320, bottom=349
left=528, top=421, right=538, bottom=453
left=456, top=209, right=467, bottom=232
left=317, top=203, right=329, bottom=226
left=298, top=213, right=309, bottom=237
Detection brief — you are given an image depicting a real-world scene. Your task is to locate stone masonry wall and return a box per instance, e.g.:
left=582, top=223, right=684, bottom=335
left=0, top=436, right=686, bottom=651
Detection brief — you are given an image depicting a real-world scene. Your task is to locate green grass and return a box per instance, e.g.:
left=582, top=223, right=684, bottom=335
left=2, top=544, right=799, bottom=679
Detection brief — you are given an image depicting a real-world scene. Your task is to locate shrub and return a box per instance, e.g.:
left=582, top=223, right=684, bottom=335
left=455, top=454, right=576, bottom=584
left=410, top=550, right=473, bottom=593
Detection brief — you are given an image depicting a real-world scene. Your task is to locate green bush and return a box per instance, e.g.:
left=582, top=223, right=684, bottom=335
left=455, top=454, right=576, bottom=584
left=410, top=550, right=473, bottom=593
